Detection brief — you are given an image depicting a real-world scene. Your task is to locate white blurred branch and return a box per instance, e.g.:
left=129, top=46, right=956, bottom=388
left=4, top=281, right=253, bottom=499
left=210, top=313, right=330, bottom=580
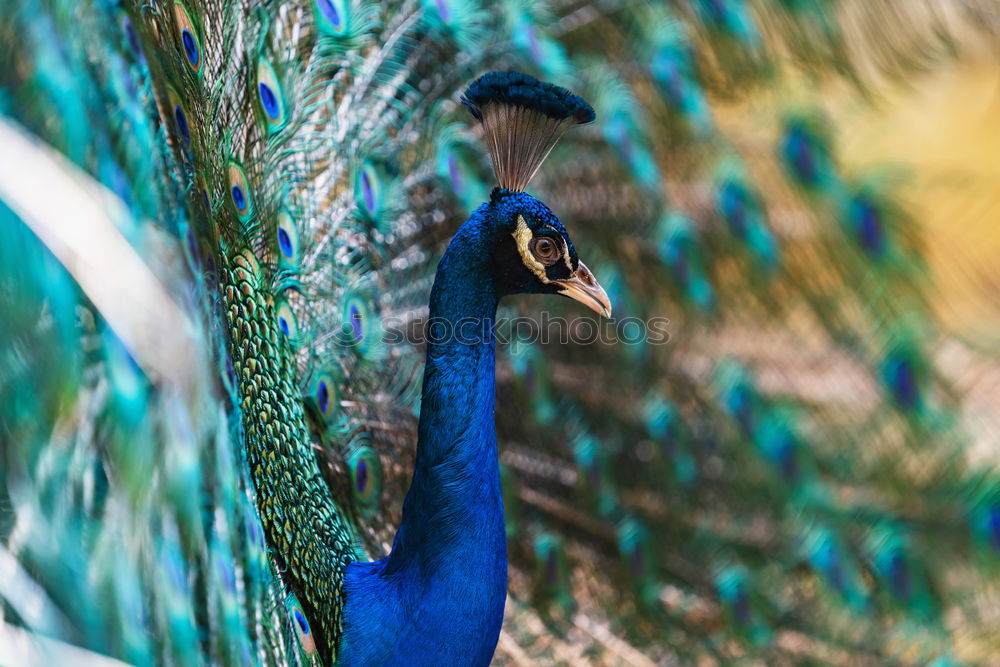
left=0, top=118, right=198, bottom=396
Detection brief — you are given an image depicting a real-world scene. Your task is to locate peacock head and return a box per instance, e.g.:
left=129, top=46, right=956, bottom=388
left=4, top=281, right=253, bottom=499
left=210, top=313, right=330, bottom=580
left=486, top=187, right=610, bottom=317
left=462, top=71, right=610, bottom=317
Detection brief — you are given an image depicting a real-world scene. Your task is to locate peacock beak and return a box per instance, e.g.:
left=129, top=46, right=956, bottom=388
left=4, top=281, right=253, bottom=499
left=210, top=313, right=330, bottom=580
left=552, top=260, right=612, bottom=318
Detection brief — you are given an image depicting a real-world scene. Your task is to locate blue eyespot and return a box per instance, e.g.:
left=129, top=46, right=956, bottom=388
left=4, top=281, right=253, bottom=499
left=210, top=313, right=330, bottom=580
left=182, top=30, right=199, bottom=67
left=719, top=182, right=748, bottom=239
left=259, top=83, right=278, bottom=118
left=276, top=301, right=297, bottom=340
left=256, top=58, right=287, bottom=130
left=277, top=227, right=292, bottom=256
left=851, top=195, right=886, bottom=257
left=312, top=372, right=338, bottom=422
left=355, top=160, right=385, bottom=223
left=348, top=446, right=382, bottom=508
left=859, top=208, right=882, bottom=253
left=173, top=3, right=203, bottom=75
left=166, top=87, right=194, bottom=151
left=727, top=385, right=754, bottom=433
left=275, top=210, right=298, bottom=266
left=887, top=552, right=910, bottom=600
left=317, top=380, right=329, bottom=413
left=319, top=0, right=341, bottom=27
left=227, top=161, right=253, bottom=219
left=201, top=241, right=216, bottom=275
left=341, top=298, right=368, bottom=346
left=173, top=105, right=190, bottom=145
left=987, top=505, right=1000, bottom=552
left=294, top=608, right=309, bottom=634
left=315, top=0, right=349, bottom=36
left=361, top=170, right=375, bottom=211
left=732, top=584, right=751, bottom=628
left=890, top=357, right=918, bottom=410
left=775, top=436, right=798, bottom=481
left=794, top=139, right=813, bottom=182
left=356, top=459, right=368, bottom=493
left=231, top=185, right=245, bottom=210
left=895, top=362, right=915, bottom=406
left=349, top=302, right=363, bottom=341
left=288, top=600, right=317, bottom=654
left=782, top=122, right=825, bottom=188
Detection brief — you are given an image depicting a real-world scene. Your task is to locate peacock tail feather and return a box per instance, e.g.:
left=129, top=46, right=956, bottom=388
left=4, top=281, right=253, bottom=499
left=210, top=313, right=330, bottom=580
left=3, top=0, right=1000, bottom=664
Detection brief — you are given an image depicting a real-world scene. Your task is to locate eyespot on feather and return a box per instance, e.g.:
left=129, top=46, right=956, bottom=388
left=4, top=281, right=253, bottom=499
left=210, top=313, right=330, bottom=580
left=348, top=446, right=382, bottom=508
left=311, top=372, right=338, bottom=423
left=276, top=301, right=298, bottom=340
left=173, top=2, right=203, bottom=76
left=276, top=210, right=299, bottom=266
left=288, top=600, right=317, bottom=655
left=199, top=240, right=216, bottom=276
left=226, top=161, right=253, bottom=220
left=165, top=86, right=193, bottom=149
left=342, top=296, right=367, bottom=345
left=354, top=160, right=383, bottom=222
left=256, top=57, right=287, bottom=131
left=848, top=194, right=886, bottom=258
left=314, top=0, right=350, bottom=36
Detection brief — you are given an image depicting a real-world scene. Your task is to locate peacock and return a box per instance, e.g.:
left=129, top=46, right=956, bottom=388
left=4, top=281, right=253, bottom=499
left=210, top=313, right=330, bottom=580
left=3, top=0, right=1000, bottom=665
left=339, top=73, right=608, bottom=666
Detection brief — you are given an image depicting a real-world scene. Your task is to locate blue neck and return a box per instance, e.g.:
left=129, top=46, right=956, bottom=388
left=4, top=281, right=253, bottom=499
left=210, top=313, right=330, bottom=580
left=340, top=208, right=508, bottom=667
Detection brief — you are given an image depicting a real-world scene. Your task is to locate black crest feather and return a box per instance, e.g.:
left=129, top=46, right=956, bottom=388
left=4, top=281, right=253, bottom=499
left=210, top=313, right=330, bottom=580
left=462, top=72, right=595, bottom=191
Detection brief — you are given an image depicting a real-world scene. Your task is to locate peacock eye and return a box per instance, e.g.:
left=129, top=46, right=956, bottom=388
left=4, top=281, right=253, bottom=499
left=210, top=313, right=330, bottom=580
left=529, top=236, right=561, bottom=266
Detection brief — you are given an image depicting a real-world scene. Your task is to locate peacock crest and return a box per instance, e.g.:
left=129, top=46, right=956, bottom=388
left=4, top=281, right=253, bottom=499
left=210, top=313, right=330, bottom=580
left=461, top=71, right=595, bottom=191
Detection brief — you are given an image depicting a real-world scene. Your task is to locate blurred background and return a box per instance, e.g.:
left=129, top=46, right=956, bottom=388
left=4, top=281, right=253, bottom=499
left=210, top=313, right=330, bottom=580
left=3, top=0, right=1000, bottom=665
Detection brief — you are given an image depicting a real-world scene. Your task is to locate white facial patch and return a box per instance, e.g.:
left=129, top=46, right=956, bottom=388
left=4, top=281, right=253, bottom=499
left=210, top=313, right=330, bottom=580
left=513, top=215, right=550, bottom=282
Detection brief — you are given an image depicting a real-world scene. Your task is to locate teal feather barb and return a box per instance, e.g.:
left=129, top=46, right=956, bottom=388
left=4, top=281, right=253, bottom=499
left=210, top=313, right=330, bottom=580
left=3, top=0, right=1000, bottom=664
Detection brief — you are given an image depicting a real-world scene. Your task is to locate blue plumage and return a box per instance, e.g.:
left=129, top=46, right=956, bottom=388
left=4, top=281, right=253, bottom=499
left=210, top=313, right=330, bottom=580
left=340, top=183, right=604, bottom=664
left=342, top=207, right=508, bottom=665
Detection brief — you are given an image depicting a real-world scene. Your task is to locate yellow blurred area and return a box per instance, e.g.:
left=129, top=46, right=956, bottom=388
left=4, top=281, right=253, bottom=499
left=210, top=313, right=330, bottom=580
left=837, top=59, right=1000, bottom=339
